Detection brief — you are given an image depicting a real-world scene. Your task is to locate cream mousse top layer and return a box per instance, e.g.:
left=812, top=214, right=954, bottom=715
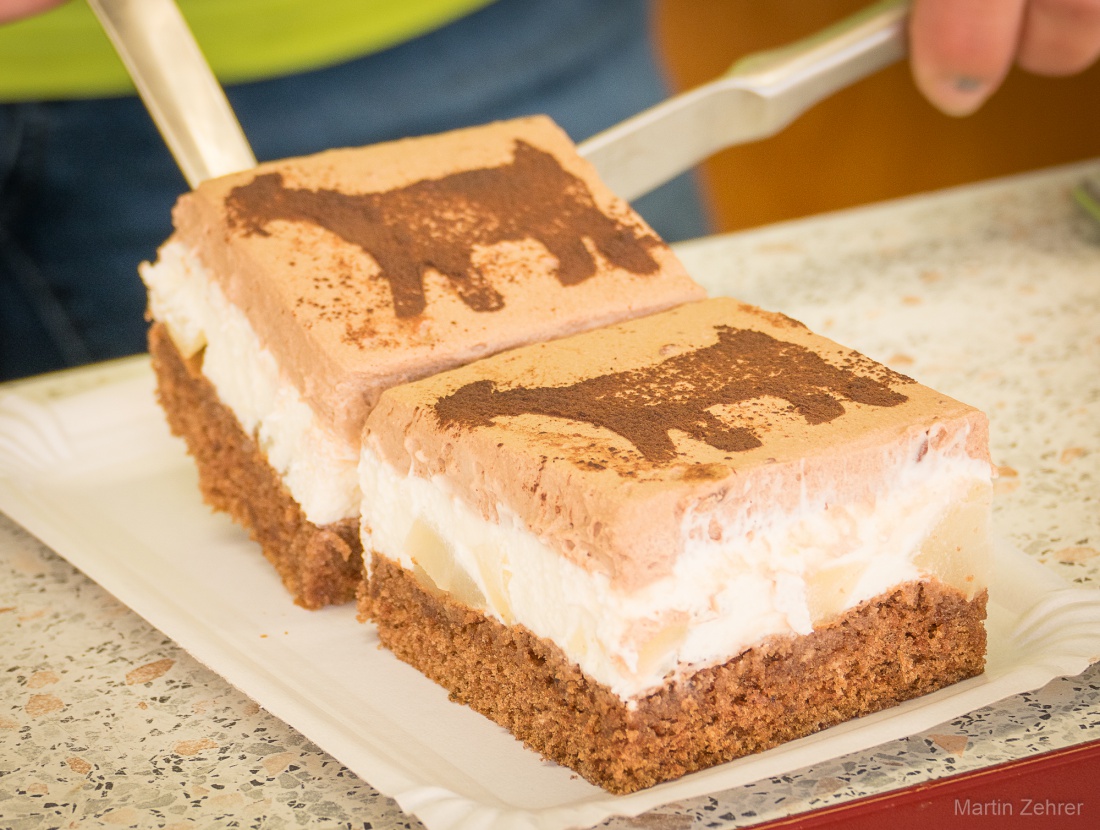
left=365, top=297, right=991, bottom=592
left=169, top=115, right=703, bottom=445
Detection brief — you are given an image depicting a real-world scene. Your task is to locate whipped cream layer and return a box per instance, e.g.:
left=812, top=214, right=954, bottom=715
left=142, top=241, right=360, bottom=525
left=360, top=429, right=991, bottom=701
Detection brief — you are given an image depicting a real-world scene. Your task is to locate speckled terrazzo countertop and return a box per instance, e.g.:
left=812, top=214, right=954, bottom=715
left=3, top=160, right=1099, bottom=829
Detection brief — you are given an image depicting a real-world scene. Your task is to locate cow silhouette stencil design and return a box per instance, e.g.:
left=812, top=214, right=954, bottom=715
left=435, top=324, right=911, bottom=464
left=225, top=142, right=662, bottom=318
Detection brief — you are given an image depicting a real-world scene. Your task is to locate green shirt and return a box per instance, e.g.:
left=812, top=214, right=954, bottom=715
left=0, top=0, right=495, bottom=100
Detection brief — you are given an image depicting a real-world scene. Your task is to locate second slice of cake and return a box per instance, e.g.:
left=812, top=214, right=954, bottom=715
left=140, top=115, right=703, bottom=608
left=359, top=296, right=993, bottom=793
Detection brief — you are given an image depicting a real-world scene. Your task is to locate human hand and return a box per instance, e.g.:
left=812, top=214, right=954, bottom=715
left=910, top=0, right=1100, bottom=115
left=0, top=0, right=68, bottom=25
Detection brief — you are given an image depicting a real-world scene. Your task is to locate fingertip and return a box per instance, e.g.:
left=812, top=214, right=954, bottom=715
left=1017, top=0, right=1100, bottom=76
left=909, top=0, right=1026, bottom=115
left=912, top=70, right=994, bottom=116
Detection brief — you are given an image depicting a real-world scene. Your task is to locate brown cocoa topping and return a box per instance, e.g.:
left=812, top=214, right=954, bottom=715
left=435, top=326, right=909, bottom=465
left=224, top=141, right=660, bottom=319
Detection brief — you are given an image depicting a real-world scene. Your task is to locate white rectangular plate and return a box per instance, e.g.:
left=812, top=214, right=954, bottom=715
left=2, top=358, right=1098, bottom=830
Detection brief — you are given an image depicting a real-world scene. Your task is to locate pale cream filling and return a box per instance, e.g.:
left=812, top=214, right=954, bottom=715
left=359, top=436, right=992, bottom=701
left=140, top=241, right=359, bottom=525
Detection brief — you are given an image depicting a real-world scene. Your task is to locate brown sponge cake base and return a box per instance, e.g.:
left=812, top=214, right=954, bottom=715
left=361, top=552, right=987, bottom=794
left=148, top=323, right=363, bottom=609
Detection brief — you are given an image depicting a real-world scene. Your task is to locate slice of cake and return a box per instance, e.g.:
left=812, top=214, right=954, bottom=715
left=140, top=116, right=704, bottom=608
left=358, top=296, right=993, bottom=794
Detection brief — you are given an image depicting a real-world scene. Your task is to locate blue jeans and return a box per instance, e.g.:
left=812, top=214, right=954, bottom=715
left=0, top=0, right=710, bottom=381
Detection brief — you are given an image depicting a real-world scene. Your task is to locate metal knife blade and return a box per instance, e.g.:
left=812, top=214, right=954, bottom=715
left=87, top=0, right=255, bottom=189
left=578, top=0, right=909, bottom=202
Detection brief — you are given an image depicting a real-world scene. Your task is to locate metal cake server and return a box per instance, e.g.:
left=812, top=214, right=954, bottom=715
left=577, top=0, right=910, bottom=201
left=87, top=0, right=255, bottom=188
left=88, top=0, right=906, bottom=197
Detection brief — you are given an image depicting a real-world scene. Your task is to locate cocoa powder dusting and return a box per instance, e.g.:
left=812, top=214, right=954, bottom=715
left=434, top=326, right=909, bottom=465
left=224, top=141, right=660, bottom=320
